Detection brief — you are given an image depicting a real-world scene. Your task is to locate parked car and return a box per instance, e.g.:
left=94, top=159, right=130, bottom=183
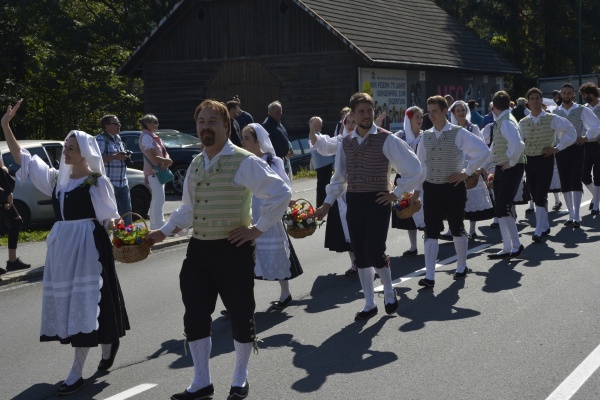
left=0, top=140, right=152, bottom=228
left=119, top=130, right=202, bottom=194
left=289, top=137, right=312, bottom=173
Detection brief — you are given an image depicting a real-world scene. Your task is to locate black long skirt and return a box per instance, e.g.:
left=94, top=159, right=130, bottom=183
left=324, top=200, right=352, bottom=253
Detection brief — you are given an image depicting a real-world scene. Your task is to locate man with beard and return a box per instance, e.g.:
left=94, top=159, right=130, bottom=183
left=552, top=83, right=600, bottom=227
left=315, top=92, right=421, bottom=321
left=145, top=100, right=291, bottom=400
left=579, top=82, right=600, bottom=215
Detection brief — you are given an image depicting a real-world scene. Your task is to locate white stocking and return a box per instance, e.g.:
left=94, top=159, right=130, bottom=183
left=553, top=192, right=560, bottom=205
left=278, top=280, right=290, bottom=302
left=375, top=267, right=395, bottom=304
left=469, top=221, right=477, bottom=235
left=348, top=251, right=356, bottom=263
left=564, top=191, right=574, bottom=220
left=505, top=215, right=521, bottom=251
left=453, top=234, right=468, bottom=273
left=101, top=343, right=112, bottom=360
left=595, top=187, right=600, bottom=211
left=497, top=217, right=512, bottom=253
left=424, top=238, right=439, bottom=280
left=232, top=340, right=252, bottom=387
left=408, top=229, right=418, bottom=251
left=357, top=267, right=376, bottom=311
left=188, top=337, right=212, bottom=393
left=535, top=207, right=549, bottom=235
left=585, top=183, right=595, bottom=200
left=65, top=347, right=90, bottom=385
left=573, top=191, right=582, bottom=221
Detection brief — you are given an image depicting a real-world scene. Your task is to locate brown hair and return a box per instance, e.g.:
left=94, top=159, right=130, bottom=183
left=194, top=99, right=231, bottom=138
left=100, top=114, right=117, bottom=130
left=580, top=82, right=600, bottom=97
left=242, top=125, right=257, bottom=142
left=426, top=95, right=448, bottom=112
left=526, top=87, right=543, bottom=100
left=349, top=92, right=374, bottom=112
left=492, top=91, right=511, bottom=111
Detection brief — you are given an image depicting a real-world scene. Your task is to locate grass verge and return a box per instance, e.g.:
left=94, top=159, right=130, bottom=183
left=293, top=167, right=317, bottom=179
left=0, top=228, right=51, bottom=246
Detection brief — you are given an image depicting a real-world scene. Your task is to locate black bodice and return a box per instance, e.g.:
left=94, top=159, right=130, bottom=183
left=52, top=183, right=96, bottom=221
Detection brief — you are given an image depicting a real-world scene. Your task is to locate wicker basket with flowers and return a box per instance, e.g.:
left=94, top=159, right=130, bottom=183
left=283, top=198, right=323, bottom=239
left=393, top=192, right=422, bottom=219
left=112, top=212, right=151, bottom=263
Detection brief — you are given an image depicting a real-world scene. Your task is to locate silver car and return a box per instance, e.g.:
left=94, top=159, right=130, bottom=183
left=0, top=140, right=151, bottom=226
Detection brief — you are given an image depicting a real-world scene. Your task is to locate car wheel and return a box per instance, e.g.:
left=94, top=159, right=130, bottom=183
left=170, top=164, right=188, bottom=195
left=130, top=186, right=151, bottom=219
left=13, top=201, right=31, bottom=229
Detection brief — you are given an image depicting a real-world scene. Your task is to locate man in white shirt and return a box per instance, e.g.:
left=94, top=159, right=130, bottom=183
left=146, top=99, right=291, bottom=400
left=315, top=92, right=421, bottom=321
left=579, top=82, right=600, bottom=215
left=410, top=96, right=489, bottom=288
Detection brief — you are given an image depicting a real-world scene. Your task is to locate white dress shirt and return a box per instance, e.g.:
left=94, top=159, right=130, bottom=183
left=556, top=103, right=600, bottom=139
left=519, top=110, right=577, bottom=151
left=324, top=124, right=421, bottom=204
left=161, top=141, right=292, bottom=236
left=415, top=122, right=490, bottom=192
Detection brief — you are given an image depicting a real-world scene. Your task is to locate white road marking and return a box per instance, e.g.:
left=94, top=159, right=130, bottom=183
left=103, top=384, right=157, bottom=400
left=545, top=342, right=600, bottom=400
left=374, top=243, right=491, bottom=292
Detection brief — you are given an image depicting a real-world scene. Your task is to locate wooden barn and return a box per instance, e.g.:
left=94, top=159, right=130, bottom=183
left=118, top=0, right=520, bottom=137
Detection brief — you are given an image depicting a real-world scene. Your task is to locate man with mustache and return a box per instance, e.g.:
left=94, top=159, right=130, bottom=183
left=146, top=99, right=292, bottom=400
left=579, top=82, right=600, bottom=215
left=552, top=83, right=600, bottom=227
left=315, top=92, right=421, bottom=321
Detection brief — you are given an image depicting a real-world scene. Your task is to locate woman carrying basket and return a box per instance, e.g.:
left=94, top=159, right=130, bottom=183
left=2, top=100, right=129, bottom=396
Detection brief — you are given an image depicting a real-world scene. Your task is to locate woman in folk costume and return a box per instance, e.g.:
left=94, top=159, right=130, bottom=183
left=449, top=101, right=495, bottom=238
left=1, top=100, right=129, bottom=396
left=241, top=123, right=302, bottom=309
left=391, top=106, right=425, bottom=255
left=309, top=112, right=357, bottom=276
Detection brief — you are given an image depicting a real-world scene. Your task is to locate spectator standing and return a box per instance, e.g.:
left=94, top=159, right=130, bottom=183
left=225, top=101, right=243, bottom=147
left=333, top=107, right=351, bottom=136
left=309, top=117, right=335, bottom=207
left=262, top=101, right=293, bottom=178
left=96, top=115, right=132, bottom=225
left=468, top=100, right=484, bottom=127
left=0, top=155, right=31, bottom=274
left=231, top=96, right=254, bottom=131
left=139, top=114, right=173, bottom=230
left=511, top=97, right=530, bottom=122
left=481, top=102, right=495, bottom=128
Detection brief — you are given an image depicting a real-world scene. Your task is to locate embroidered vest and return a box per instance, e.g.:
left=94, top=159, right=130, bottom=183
left=492, top=113, right=525, bottom=165
left=553, top=106, right=585, bottom=137
left=521, top=114, right=556, bottom=156
left=342, top=129, right=391, bottom=192
left=422, top=125, right=463, bottom=184
left=187, top=148, right=253, bottom=240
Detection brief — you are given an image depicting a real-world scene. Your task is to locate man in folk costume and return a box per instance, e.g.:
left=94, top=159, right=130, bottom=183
left=484, top=91, right=527, bottom=259
left=519, top=88, right=577, bottom=242
left=409, top=96, right=489, bottom=288
left=315, top=92, right=421, bottom=321
left=579, top=82, right=600, bottom=215
left=553, top=83, right=600, bottom=227
left=146, top=100, right=291, bottom=400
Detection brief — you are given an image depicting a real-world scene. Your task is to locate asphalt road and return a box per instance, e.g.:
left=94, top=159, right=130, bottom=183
left=1, top=180, right=600, bottom=400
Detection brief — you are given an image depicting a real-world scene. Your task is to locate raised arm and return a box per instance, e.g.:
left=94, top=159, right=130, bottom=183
left=1, top=99, right=24, bottom=165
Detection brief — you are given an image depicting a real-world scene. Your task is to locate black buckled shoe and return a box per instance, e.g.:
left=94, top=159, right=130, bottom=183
left=227, top=381, right=249, bottom=400
left=541, top=228, right=551, bottom=237
left=509, top=244, right=525, bottom=258
left=573, top=221, right=581, bottom=228
left=354, top=307, right=378, bottom=321
left=418, top=278, right=435, bottom=287
left=402, top=249, right=418, bottom=256
left=57, top=378, right=85, bottom=396
left=564, top=219, right=573, bottom=226
left=488, top=252, right=510, bottom=260
left=453, top=267, right=470, bottom=280
left=592, top=209, right=599, bottom=216
left=532, top=234, right=541, bottom=243
left=98, top=340, right=120, bottom=371
left=384, top=293, right=398, bottom=315
left=552, top=202, right=562, bottom=211
left=171, top=384, right=215, bottom=400
left=273, top=295, right=292, bottom=310
left=490, top=222, right=499, bottom=228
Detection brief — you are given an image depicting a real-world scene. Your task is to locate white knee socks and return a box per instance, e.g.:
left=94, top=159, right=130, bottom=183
left=469, top=221, right=477, bottom=236
left=595, top=187, right=600, bottom=211
left=564, top=191, right=574, bottom=220
left=408, top=229, right=418, bottom=251
left=424, top=238, right=439, bottom=280
left=357, top=267, right=376, bottom=311
left=65, top=347, right=90, bottom=385
left=453, top=234, right=468, bottom=273
left=278, top=280, right=290, bottom=302
left=534, top=207, right=549, bottom=235
left=504, top=215, right=521, bottom=252
left=553, top=192, right=561, bottom=206
left=188, top=337, right=212, bottom=392
left=232, top=340, right=252, bottom=387
left=497, top=217, right=512, bottom=253
left=586, top=184, right=597, bottom=206
left=101, top=343, right=112, bottom=360
left=375, top=266, right=395, bottom=304
left=573, top=191, right=582, bottom=221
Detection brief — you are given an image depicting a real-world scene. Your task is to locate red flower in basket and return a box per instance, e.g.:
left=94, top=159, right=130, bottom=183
left=393, top=192, right=413, bottom=213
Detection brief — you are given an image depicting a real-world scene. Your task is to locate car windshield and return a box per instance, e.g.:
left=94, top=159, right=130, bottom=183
left=157, top=132, right=200, bottom=148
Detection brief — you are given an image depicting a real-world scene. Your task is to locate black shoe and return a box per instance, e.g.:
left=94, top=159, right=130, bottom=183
left=384, top=293, right=398, bottom=315
left=509, top=244, right=525, bottom=258
left=541, top=228, right=551, bottom=237
left=532, top=234, right=541, bottom=243
left=439, top=234, right=453, bottom=241
left=453, top=267, right=470, bottom=280
left=468, top=232, right=478, bottom=239
left=98, top=339, right=120, bottom=371
left=0, top=267, right=6, bottom=276
left=490, top=222, right=499, bottom=229
left=57, top=378, right=85, bottom=396
left=273, top=295, right=292, bottom=309
left=564, top=219, right=573, bottom=226
left=573, top=221, right=581, bottom=228
left=354, top=306, right=378, bottom=321
left=5, top=258, right=31, bottom=272
left=525, top=208, right=534, bottom=214
left=228, top=381, right=249, bottom=400
left=552, top=202, right=562, bottom=211
left=592, top=209, right=600, bottom=216
left=590, top=202, right=594, bottom=211
left=171, top=384, right=215, bottom=400
left=488, top=252, right=510, bottom=260
left=402, top=249, right=418, bottom=256
left=220, top=310, right=230, bottom=317
left=418, top=278, right=435, bottom=287
left=344, top=265, right=357, bottom=277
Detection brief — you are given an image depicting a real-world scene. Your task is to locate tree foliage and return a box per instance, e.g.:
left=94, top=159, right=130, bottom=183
left=0, top=0, right=178, bottom=140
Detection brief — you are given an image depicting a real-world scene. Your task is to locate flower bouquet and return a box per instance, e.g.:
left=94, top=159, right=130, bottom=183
left=393, top=192, right=422, bottom=219
left=486, top=173, right=495, bottom=189
left=283, top=198, right=323, bottom=239
left=112, top=212, right=151, bottom=263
